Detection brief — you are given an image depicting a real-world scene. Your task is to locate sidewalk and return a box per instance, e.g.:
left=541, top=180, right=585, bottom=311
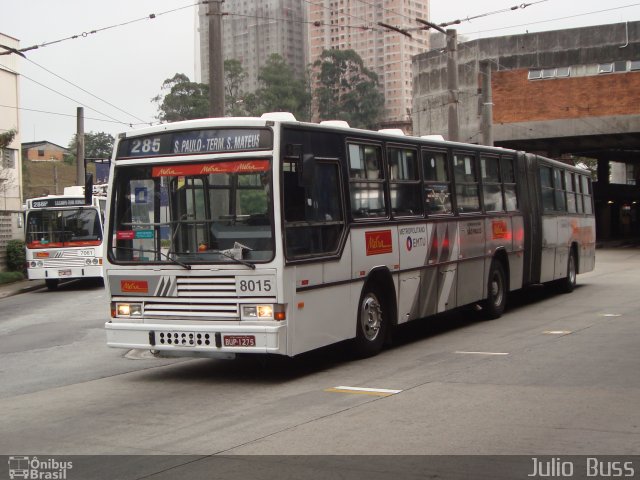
left=0, top=279, right=46, bottom=299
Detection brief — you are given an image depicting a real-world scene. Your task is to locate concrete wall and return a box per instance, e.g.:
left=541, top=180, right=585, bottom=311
left=412, top=21, right=640, bottom=143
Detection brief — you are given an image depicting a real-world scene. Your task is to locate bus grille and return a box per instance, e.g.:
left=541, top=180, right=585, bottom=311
left=42, top=257, right=89, bottom=268
left=141, top=275, right=274, bottom=321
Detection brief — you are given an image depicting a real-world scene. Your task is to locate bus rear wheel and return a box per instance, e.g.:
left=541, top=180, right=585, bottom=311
left=483, top=260, right=507, bottom=319
left=354, top=286, right=387, bottom=357
left=45, top=279, right=59, bottom=291
left=557, top=248, right=577, bottom=294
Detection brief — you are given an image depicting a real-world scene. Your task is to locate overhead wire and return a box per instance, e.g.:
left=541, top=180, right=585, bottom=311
left=0, top=104, right=142, bottom=125
left=24, top=57, right=152, bottom=125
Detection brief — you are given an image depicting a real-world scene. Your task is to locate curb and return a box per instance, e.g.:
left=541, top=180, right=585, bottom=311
left=0, top=281, right=46, bottom=299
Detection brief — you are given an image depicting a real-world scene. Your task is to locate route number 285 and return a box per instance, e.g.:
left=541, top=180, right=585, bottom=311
left=130, top=137, right=161, bottom=154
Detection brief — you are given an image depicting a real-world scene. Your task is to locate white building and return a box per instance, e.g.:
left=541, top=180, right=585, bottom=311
left=0, top=32, right=25, bottom=269
left=198, top=0, right=308, bottom=93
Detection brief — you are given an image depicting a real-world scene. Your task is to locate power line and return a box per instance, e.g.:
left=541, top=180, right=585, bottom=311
left=461, top=2, right=640, bottom=37
left=302, top=0, right=378, bottom=30
left=227, top=11, right=378, bottom=32
left=0, top=1, right=202, bottom=56
left=24, top=57, right=151, bottom=125
left=0, top=104, right=141, bottom=125
left=353, top=0, right=415, bottom=23
left=2, top=64, right=136, bottom=126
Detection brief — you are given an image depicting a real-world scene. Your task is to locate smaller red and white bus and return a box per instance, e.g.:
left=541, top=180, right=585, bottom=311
left=25, top=185, right=107, bottom=290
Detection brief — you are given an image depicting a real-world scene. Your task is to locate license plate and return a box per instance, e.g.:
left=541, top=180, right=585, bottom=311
left=59, top=269, right=72, bottom=277
left=223, top=335, right=256, bottom=347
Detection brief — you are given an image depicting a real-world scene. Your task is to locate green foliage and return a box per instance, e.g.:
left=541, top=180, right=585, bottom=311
left=314, top=49, right=385, bottom=129
left=5, top=239, right=25, bottom=272
left=65, top=131, right=115, bottom=165
left=0, top=271, right=24, bottom=284
left=0, top=129, right=17, bottom=149
left=248, top=54, right=311, bottom=121
left=224, top=59, right=248, bottom=116
left=153, top=73, right=210, bottom=122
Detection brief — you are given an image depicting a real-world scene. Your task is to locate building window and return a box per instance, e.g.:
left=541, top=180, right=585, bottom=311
left=38, top=149, right=45, bottom=157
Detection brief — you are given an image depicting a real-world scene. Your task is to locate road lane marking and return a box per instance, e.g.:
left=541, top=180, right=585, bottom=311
left=543, top=330, right=572, bottom=335
left=454, top=351, right=510, bottom=355
left=599, top=313, right=622, bottom=317
left=324, top=386, right=402, bottom=396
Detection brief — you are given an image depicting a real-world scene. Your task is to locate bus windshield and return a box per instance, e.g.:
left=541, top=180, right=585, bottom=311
left=26, top=207, right=103, bottom=248
left=109, top=159, right=274, bottom=265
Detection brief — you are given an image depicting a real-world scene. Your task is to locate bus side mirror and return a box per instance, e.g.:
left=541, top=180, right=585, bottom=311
left=85, top=173, right=94, bottom=205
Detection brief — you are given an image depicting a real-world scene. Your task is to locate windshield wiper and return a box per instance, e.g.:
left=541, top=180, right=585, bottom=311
left=211, top=242, right=256, bottom=270
left=113, top=246, right=191, bottom=270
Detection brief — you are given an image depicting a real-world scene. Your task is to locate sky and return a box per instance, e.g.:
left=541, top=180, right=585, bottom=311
left=1, top=0, right=639, bottom=148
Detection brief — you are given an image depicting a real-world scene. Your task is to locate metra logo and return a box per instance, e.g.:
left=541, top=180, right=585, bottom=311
left=365, top=230, right=393, bottom=256
left=121, top=280, right=149, bottom=293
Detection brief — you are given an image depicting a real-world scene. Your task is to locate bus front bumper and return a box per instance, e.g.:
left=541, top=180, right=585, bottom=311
left=105, top=321, right=287, bottom=356
left=28, top=265, right=103, bottom=280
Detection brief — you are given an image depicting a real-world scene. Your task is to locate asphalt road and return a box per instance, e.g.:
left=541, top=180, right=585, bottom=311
left=0, top=249, right=639, bottom=477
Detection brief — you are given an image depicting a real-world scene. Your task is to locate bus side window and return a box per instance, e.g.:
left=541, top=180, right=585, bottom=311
left=453, top=152, right=480, bottom=213
left=554, top=168, right=567, bottom=212
left=387, top=146, right=422, bottom=217
left=284, top=161, right=345, bottom=258
left=481, top=155, right=503, bottom=212
left=566, top=171, right=577, bottom=213
left=348, top=143, right=386, bottom=218
left=422, top=150, right=452, bottom=215
left=501, top=156, right=518, bottom=211
left=540, top=166, right=555, bottom=211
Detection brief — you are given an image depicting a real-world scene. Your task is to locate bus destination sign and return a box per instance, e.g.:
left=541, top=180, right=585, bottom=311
left=117, top=128, right=273, bottom=159
left=30, top=198, right=86, bottom=209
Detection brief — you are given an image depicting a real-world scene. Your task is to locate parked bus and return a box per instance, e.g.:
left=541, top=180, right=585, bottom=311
left=25, top=185, right=107, bottom=290
left=104, top=113, right=595, bottom=358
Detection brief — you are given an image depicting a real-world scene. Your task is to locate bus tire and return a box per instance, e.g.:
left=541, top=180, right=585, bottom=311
left=483, top=260, right=507, bottom=319
left=354, top=285, right=387, bottom=358
left=557, top=248, right=577, bottom=294
left=45, top=279, right=59, bottom=291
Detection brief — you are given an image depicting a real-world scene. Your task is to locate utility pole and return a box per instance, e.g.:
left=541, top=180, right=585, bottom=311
left=76, top=107, right=85, bottom=186
left=480, top=60, right=494, bottom=146
left=208, top=0, right=225, bottom=117
left=53, top=164, right=59, bottom=194
left=446, top=29, right=459, bottom=142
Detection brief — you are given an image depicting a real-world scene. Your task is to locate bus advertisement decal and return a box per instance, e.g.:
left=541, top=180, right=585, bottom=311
left=151, top=160, right=270, bottom=178
left=365, top=230, right=393, bottom=256
left=492, top=220, right=509, bottom=240
left=120, top=280, right=149, bottom=294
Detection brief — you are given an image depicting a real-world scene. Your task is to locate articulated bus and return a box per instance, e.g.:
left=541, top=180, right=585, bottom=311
left=104, top=113, right=595, bottom=358
left=25, top=185, right=107, bottom=290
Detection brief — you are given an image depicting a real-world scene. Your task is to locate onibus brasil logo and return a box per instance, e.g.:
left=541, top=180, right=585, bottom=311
left=8, top=456, right=72, bottom=479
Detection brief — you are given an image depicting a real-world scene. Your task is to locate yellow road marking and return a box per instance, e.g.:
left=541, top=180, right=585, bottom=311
left=324, top=386, right=402, bottom=397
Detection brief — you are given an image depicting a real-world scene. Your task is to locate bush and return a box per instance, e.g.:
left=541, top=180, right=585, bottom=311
left=6, top=239, right=26, bottom=272
left=0, top=271, right=24, bottom=284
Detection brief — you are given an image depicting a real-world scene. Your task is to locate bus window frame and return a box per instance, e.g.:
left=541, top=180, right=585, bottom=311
left=421, top=147, right=454, bottom=217
left=346, top=139, right=389, bottom=222
left=386, top=142, right=423, bottom=219
left=452, top=150, right=482, bottom=215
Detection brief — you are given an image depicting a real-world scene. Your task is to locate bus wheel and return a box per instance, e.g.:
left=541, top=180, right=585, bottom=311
left=483, top=260, right=507, bottom=319
left=45, top=279, right=59, bottom=291
left=354, top=286, right=386, bottom=357
left=557, top=249, right=577, bottom=294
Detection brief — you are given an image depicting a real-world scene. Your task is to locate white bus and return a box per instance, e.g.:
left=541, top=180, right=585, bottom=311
left=104, top=113, right=595, bottom=358
left=25, top=185, right=107, bottom=290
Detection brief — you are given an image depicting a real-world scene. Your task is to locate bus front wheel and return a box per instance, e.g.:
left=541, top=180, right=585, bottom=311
left=483, top=260, right=507, bottom=319
left=354, top=286, right=387, bottom=357
left=45, top=279, right=59, bottom=291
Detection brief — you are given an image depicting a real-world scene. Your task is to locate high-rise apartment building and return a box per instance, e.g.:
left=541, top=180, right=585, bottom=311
left=198, top=0, right=307, bottom=93
left=308, top=0, right=430, bottom=131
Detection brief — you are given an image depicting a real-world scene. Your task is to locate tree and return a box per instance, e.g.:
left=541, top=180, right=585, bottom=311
left=153, top=73, right=209, bottom=122
left=314, top=49, right=385, bottom=129
left=249, top=54, right=311, bottom=121
left=65, top=131, right=115, bottom=165
left=224, top=59, right=248, bottom=116
left=0, top=129, right=16, bottom=149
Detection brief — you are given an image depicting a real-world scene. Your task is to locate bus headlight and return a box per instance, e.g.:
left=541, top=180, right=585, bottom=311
left=114, top=302, right=143, bottom=317
left=30, top=261, right=37, bottom=268
left=241, top=304, right=286, bottom=321
left=85, top=258, right=92, bottom=265
left=37, top=261, right=43, bottom=267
